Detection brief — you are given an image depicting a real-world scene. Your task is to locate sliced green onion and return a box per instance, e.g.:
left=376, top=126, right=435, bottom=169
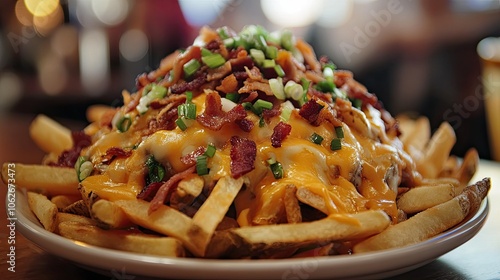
left=259, top=116, right=265, bottom=127
left=310, top=133, right=324, bottom=145
left=242, top=102, right=253, bottom=111
left=116, top=115, right=132, bottom=132
left=202, top=53, right=226, bottom=68
left=137, top=84, right=168, bottom=114
left=274, top=64, right=285, bottom=77
left=176, top=118, right=188, bottom=131
left=335, top=126, right=344, bottom=139
left=196, top=155, right=209, bottom=175
left=315, top=80, right=335, bottom=93
left=253, top=99, right=273, bottom=114
left=265, top=46, right=278, bottom=59
left=183, top=58, right=201, bottom=77
left=205, top=144, right=216, bottom=158
left=270, top=162, right=283, bottom=179
left=201, top=48, right=212, bottom=57
left=217, top=26, right=231, bottom=40
left=250, top=49, right=265, bottom=64
left=223, top=37, right=235, bottom=49
left=280, top=30, right=294, bottom=51
left=255, top=35, right=268, bottom=50
left=333, top=88, right=347, bottom=100
left=145, top=155, right=165, bottom=184
left=262, top=59, right=276, bottom=68
left=280, top=101, right=294, bottom=122
left=323, top=67, right=334, bottom=81
left=269, top=78, right=285, bottom=100
left=75, top=156, right=92, bottom=182
left=225, top=93, right=240, bottom=103
left=178, top=103, right=197, bottom=119
left=323, top=62, right=336, bottom=71
left=284, top=81, right=303, bottom=100
left=186, top=91, right=193, bottom=103
left=330, top=138, right=342, bottom=151
left=266, top=156, right=277, bottom=165
left=351, top=98, right=362, bottom=109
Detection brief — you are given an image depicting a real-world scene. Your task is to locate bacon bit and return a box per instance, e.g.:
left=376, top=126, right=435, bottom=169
left=135, top=73, right=151, bottom=90
left=50, top=131, right=92, bottom=167
left=170, top=72, right=207, bottom=94
left=230, top=136, right=256, bottom=178
left=199, top=26, right=219, bottom=45
left=180, top=146, right=207, bottom=165
left=299, top=99, right=324, bottom=125
left=240, top=91, right=259, bottom=103
left=317, top=105, right=342, bottom=128
left=150, top=94, right=186, bottom=110
left=207, top=61, right=232, bottom=82
left=238, top=80, right=273, bottom=96
left=102, top=147, right=132, bottom=164
left=197, top=91, right=247, bottom=130
left=137, top=182, right=163, bottom=201
left=236, top=118, right=254, bottom=132
left=164, top=46, right=202, bottom=87
left=334, top=70, right=354, bottom=87
left=125, top=91, right=143, bottom=113
left=216, top=74, right=238, bottom=93
left=229, top=55, right=254, bottom=72
left=245, top=66, right=264, bottom=81
left=271, top=122, right=292, bottom=148
left=205, top=39, right=220, bottom=51
left=295, top=38, right=321, bottom=72
left=262, top=105, right=280, bottom=124
left=146, top=107, right=178, bottom=134
left=148, top=165, right=196, bottom=214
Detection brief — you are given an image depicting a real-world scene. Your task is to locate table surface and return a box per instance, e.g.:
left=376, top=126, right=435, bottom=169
left=0, top=114, right=499, bottom=280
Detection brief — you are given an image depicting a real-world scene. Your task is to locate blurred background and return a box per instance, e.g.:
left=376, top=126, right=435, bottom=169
left=0, top=0, right=499, bottom=160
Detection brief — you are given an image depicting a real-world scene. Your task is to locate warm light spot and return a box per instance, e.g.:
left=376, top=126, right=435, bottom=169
left=478, top=37, right=500, bottom=61
left=261, top=0, right=324, bottom=27
left=179, top=0, right=230, bottom=26
left=15, top=0, right=33, bottom=26
left=91, top=0, right=130, bottom=26
left=51, top=25, right=79, bottom=58
left=119, top=29, right=149, bottom=62
left=38, top=53, right=67, bottom=95
left=33, top=4, right=64, bottom=37
left=24, top=0, right=60, bottom=17
left=316, top=0, right=353, bottom=28
left=79, top=28, right=110, bottom=96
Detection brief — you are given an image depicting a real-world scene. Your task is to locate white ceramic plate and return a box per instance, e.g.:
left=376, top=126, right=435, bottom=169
left=11, top=189, right=489, bottom=279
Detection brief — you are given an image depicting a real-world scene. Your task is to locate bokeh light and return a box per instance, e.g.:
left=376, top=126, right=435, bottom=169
left=24, top=0, right=60, bottom=17
left=33, top=4, right=64, bottom=36
left=15, top=0, right=34, bottom=26
left=79, top=29, right=110, bottom=96
left=91, top=0, right=130, bottom=26
left=38, top=53, right=67, bottom=95
left=119, top=29, right=149, bottom=62
left=50, top=25, right=79, bottom=58
left=261, top=0, right=324, bottom=27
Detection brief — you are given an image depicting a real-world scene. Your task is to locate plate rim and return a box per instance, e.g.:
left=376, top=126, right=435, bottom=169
left=10, top=189, right=490, bottom=279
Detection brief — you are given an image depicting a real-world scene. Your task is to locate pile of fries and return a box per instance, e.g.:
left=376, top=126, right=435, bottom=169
left=2, top=25, right=490, bottom=259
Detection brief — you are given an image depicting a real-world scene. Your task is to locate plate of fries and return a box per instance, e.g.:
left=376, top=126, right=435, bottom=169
left=2, top=25, right=492, bottom=279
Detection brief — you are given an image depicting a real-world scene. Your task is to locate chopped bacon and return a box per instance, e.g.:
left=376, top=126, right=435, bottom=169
left=207, top=61, right=232, bottom=82
left=271, top=122, right=292, bottom=148
left=197, top=91, right=247, bottom=130
left=148, top=165, right=196, bottom=214
left=205, top=40, right=220, bottom=51
left=229, top=55, right=254, bottom=72
left=262, top=105, right=280, bottom=124
left=216, top=74, right=238, bottom=93
left=230, top=136, right=256, bottom=178
left=125, top=91, right=143, bottom=113
left=236, top=118, right=254, bottom=132
left=180, top=146, right=207, bottom=165
left=295, top=38, right=321, bottom=73
left=50, top=131, right=92, bottom=167
left=149, top=94, right=186, bottom=110
left=136, top=181, right=163, bottom=201
left=299, top=99, right=324, bottom=125
left=101, top=147, right=132, bottom=164
left=170, top=72, right=207, bottom=94
left=240, top=91, right=258, bottom=103
left=238, top=80, right=273, bottom=96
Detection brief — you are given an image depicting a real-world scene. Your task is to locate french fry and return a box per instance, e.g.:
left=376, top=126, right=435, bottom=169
left=29, top=114, right=73, bottom=155
left=27, top=192, right=58, bottom=232
left=91, top=199, right=134, bottom=229
left=399, top=116, right=430, bottom=152
left=58, top=221, right=185, bottom=257
left=397, top=183, right=459, bottom=214
left=192, top=176, right=243, bottom=236
left=86, top=104, right=115, bottom=123
left=63, top=200, right=90, bottom=217
left=114, top=199, right=210, bottom=257
left=211, top=210, right=390, bottom=258
left=1, top=163, right=79, bottom=196
left=51, top=195, right=81, bottom=211
left=453, top=148, right=479, bottom=186
left=296, top=187, right=328, bottom=214
left=354, top=178, right=490, bottom=253
left=284, top=185, right=302, bottom=224
left=56, top=212, right=97, bottom=226
left=417, top=122, right=456, bottom=178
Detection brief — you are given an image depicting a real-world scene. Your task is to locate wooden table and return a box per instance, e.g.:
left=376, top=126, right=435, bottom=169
left=0, top=113, right=499, bottom=280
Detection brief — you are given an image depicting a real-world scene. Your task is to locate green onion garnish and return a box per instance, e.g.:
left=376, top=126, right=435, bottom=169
left=330, top=138, right=342, bottom=151
left=223, top=38, right=235, bottom=49
left=253, top=99, right=273, bottom=114
left=196, top=155, right=209, bottom=175
left=136, top=84, right=168, bottom=114
left=269, top=78, right=285, bottom=100
left=176, top=118, right=188, bottom=131
left=270, top=161, right=283, bottom=179
left=310, top=133, right=324, bottom=145
left=266, top=156, right=277, bottom=165
left=74, top=156, right=93, bottom=182
left=280, top=106, right=292, bottom=122
left=205, top=144, right=216, bottom=158
left=178, top=103, right=197, bottom=119
left=201, top=48, right=212, bottom=57
left=145, top=155, right=165, bottom=184
left=225, top=93, right=240, bottom=103
left=186, top=91, right=193, bottom=103
left=265, top=46, right=278, bottom=59
left=262, top=59, right=276, bottom=68
left=116, top=115, right=132, bottom=133
left=351, top=98, right=362, bottom=109
left=284, top=81, right=303, bottom=100
left=183, top=59, right=201, bottom=77
left=202, top=53, right=226, bottom=68
left=315, top=80, right=335, bottom=93
left=259, top=116, right=265, bottom=127
left=280, top=30, right=294, bottom=51
left=274, top=64, right=285, bottom=77
left=250, top=49, right=265, bottom=64
left=335, top=126, right=344, bottom=139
